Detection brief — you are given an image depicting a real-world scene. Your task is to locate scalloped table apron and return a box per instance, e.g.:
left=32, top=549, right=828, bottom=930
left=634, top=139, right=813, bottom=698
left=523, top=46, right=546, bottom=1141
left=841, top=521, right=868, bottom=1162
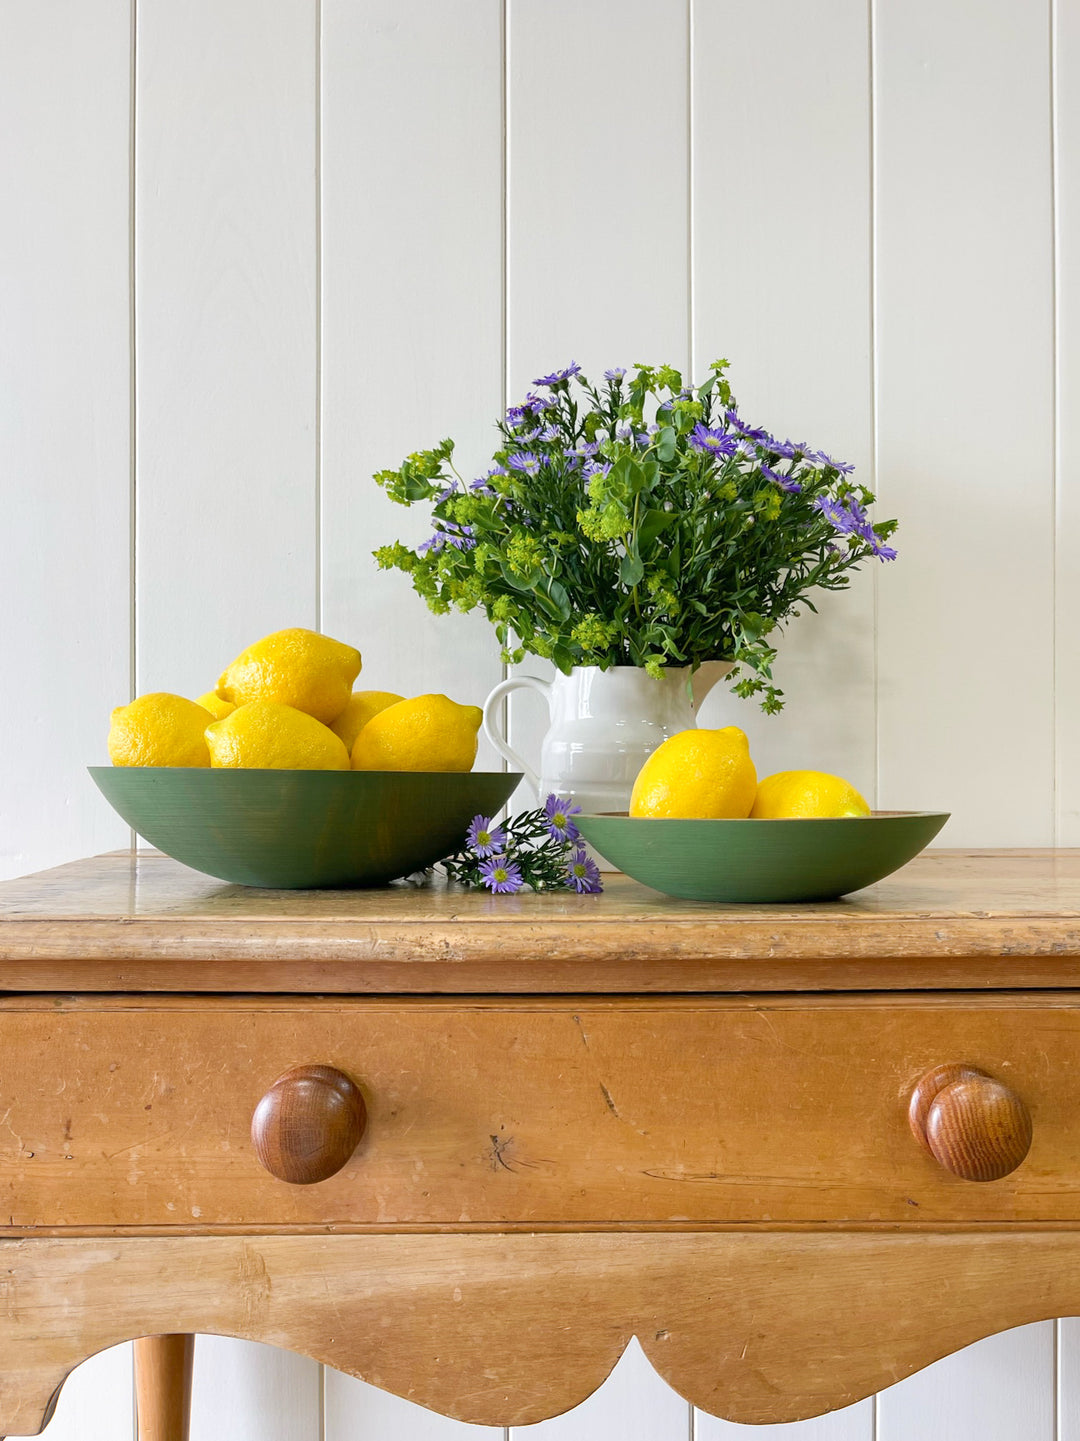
left=2, top=849, right=1080, bottom=1437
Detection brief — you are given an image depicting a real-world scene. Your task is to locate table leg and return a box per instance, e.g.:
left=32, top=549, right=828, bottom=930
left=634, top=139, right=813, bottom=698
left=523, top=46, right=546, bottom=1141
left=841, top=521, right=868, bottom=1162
left=134, top=1334, right=194, bottom=1441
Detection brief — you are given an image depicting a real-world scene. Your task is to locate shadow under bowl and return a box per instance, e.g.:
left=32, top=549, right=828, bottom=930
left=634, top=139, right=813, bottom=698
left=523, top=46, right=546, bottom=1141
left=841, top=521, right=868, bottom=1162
left=575, top=810, right=951, bottom=902
left=89, top=766, right=521, bottom=889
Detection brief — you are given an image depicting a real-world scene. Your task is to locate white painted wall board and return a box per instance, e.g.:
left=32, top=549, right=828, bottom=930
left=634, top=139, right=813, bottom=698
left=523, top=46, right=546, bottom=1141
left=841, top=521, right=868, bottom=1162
left=0, top=0, right=132, bottom=879
left=1056, top=1317, right=1080, bottom=1437
left=873, top=0, right=1055, bottom=845
left=135, top=0, right=318, bottom=701
left=509, top=1339, right=688, bottom=1441
left=319, top=0, right=504, bottom=760
left=691, top=0, right=876, bottom=804
left=876, top=1322, right=1055, bottom=1441
left=1056, top=0, right=1080, bottom=844
left=15, top=1342, right=134, bottom=1441
left=697, top=1398, right=872, bottom=1441
left=325, top=1367, right=503, bottom=1440
left=190, top=1338, right=322, bottom=1441
left=504, top=0, right=691, bottom=803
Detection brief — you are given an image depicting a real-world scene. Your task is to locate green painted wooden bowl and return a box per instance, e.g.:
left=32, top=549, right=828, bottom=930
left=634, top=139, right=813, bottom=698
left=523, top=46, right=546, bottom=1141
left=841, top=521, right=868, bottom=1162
left=576, top=811, right=950, bottom=902
left=89, top=767, right=521, bottom=889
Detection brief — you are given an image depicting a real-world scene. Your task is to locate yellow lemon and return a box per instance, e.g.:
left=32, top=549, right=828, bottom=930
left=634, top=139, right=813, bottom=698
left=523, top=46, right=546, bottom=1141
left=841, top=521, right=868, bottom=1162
left=206, top=701, right=350, bottom=770
left=629, top=727, right=757, bottom=819
left=330, top=690, right=405, bottom=752
left=216, top=628, right=362, bottom=725
left=351, top=694, right=483, bottom=773
left=751, top=770, right=871, bottom=819
left=196, top=691, right=236, bottom=721
left=108, top=693, right=214, bottom=768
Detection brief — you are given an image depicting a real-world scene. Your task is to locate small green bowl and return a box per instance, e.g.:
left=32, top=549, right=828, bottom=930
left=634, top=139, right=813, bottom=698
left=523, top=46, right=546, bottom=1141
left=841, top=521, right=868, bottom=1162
left=576, top=811, right=950, bottom=902
left=89, top=767, right=521, bottom=889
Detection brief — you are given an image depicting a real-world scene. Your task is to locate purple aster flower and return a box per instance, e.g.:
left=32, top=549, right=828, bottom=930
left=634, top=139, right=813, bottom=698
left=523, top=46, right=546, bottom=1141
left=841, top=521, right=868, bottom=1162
left=761, top=463, right=802, bottom=493
left=444, top=522, right=476, bottom=550
left=417, top=533, right=445, bottom=555
left=688, top=422, right=739, bottom=457
left=566, top=847, right=602, bottom=894
left=564, top=441, right=600, bottom=460
left=615, top=422, right=633, bottom=442
left=604, top=367, right=627, bottom=381
left=810, top=449, right=855, bottom=474
left=872, top=540, right=898, bottom=561
left=545, top=794, right=582, bottom=842
left=539, top=424, right=561, bottom=442
left=507, top=451, right=542, bottom=476
left=634, top=431, right=652, bottom=448
left=534, top=362, right=582, bottom=387
left=583, top=459, right=612, bottom=479
left=434, top=481, right=459, bottom=503
left=814, top=496, right=859, bottom=533
left=479, top=855, right=524, bottom=894
left=725, top=411, right=769, bottom=442
left=765, top=437, right=799, bottom=460
left=466, top=814, right=507, bottom=858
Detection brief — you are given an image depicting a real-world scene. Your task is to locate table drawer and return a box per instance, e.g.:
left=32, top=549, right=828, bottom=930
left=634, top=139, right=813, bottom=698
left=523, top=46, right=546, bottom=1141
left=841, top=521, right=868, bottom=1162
left=0, top=997, right=1078, bottom=1229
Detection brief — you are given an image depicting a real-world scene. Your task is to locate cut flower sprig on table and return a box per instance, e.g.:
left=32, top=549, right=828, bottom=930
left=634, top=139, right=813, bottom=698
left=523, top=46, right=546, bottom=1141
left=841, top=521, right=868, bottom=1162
left=374, top=359, right=897, bottom=712
left=438, top=795, right=603, bottom=894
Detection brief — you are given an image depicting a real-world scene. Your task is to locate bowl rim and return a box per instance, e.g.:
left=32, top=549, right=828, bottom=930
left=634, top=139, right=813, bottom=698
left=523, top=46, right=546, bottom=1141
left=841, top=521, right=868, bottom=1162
left=578, top=809, right=951, bottom=823
left=88, top=766, right=522, bottom=779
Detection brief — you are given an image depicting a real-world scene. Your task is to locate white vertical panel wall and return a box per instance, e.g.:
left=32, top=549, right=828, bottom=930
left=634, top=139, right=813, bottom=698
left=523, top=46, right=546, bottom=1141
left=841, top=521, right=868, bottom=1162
left=0, top=0, right=1072, bottom=1438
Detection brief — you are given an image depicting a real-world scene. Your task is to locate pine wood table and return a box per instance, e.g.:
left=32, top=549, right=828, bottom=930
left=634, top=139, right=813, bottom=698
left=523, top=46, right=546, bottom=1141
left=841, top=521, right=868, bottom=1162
left=3, top=848, right=1080, bottom=1437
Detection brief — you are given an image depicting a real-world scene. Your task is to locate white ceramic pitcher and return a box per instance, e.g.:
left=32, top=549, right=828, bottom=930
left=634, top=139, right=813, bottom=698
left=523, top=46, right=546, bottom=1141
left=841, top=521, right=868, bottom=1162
left=482, top=661, right=732, bottom=816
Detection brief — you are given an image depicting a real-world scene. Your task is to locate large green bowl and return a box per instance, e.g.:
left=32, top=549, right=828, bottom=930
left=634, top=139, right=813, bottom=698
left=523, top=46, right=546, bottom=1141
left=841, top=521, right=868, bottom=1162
left=576, top=811, right=950, bottom=902
left=89, top=767, right=521, bottom=889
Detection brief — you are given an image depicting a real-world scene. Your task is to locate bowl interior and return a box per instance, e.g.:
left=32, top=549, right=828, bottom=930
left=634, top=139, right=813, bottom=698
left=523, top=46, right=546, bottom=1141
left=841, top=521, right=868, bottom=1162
left=575, top=810, right=950, bottom=902
left=89, top=767, right=521, bottom=889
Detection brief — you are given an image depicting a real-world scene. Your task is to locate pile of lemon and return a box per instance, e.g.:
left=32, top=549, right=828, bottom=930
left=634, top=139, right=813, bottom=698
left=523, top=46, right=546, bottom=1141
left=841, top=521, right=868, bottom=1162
left=108, top=628, right=483, bottom=772
left=630, top=727, right=870, bottom=820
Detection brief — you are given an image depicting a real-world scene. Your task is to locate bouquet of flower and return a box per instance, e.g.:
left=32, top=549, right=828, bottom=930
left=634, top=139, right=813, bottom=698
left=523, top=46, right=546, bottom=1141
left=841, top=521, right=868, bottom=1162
left=439, top=795, right=602, bottom=894
left=374, top=359, right=896, bottom=711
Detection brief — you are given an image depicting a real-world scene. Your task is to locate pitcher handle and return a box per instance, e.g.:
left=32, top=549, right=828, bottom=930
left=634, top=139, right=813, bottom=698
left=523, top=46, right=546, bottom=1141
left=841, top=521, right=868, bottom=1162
left=482, top=675, right=552, bottom=796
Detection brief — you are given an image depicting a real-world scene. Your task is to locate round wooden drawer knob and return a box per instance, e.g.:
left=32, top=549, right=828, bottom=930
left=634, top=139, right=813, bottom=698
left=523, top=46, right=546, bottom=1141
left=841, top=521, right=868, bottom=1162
left=251, top=1065, right=367, bottom=1185
left=908, top=1062, right=1032, bottom=1182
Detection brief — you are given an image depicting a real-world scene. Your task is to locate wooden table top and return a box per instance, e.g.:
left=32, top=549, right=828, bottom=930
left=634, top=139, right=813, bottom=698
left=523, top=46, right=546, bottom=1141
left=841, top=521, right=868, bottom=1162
left=1, top=848, right=1080, bottom=993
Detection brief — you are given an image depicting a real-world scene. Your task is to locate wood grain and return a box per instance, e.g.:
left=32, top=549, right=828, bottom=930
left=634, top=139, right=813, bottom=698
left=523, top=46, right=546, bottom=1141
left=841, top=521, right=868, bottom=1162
left=909, top=1065, right=1033, bottom=1183
left=3, top=850, right=1080, bottom=993
left=0, top=996, right=1075, bottom=1228
left=3, top=1230, right=1080, bottom=1431
left=251, top=1065, right=367, bottom=1185
left=134, top=1335, right=193, bottom=1441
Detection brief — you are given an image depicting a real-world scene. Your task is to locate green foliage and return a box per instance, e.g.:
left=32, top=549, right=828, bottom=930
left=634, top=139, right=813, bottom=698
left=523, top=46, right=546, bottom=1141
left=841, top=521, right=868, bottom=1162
left=371, top=361, right=898, bottom=711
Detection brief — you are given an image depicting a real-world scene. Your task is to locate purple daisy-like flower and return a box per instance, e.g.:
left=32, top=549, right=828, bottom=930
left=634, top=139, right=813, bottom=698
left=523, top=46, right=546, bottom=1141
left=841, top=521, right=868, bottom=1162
left=466, top=814, right=507, bottom=858
left=615, top=422, right=633, bottom=442
left=761, top=463, right=802, bottom=493
left=507, top=451, right=542, bottom=476
left=544, top=794, right=582, bottom=842
left=810, top=449, right=855, bottom=474
left=765, top=437, right=799, bottom=460
left=539, top=424, right=561, bottom=442
left=688, top=422, right=738, bottom=457
left=434, top=481, right=459, bottom=503
left=479, top=855, right=524, bottom=894
left=582, top=459, right=612, bottom=480
left=604, top=367, right=627, bottom=381
left=814, top=495, right=858, bottom=534
left=725, top=411, right=769, bottom=442
left=534, top=362, right=582, bottom=387
left=566, top=848, right=602, bottom=894
left=564, top=441, right=599, bottom=461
